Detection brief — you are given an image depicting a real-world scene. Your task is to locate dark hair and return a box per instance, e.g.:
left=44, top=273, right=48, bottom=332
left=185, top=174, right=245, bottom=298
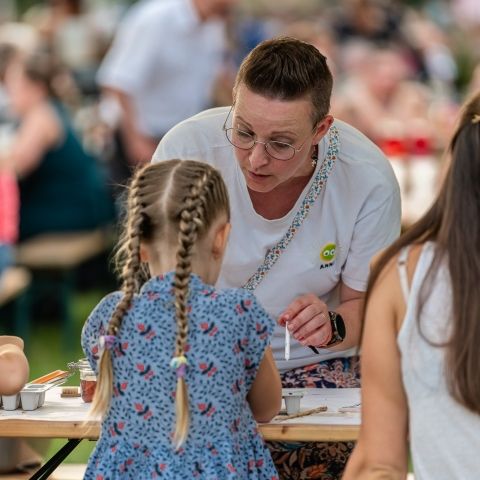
left=365, top=91, right=480, bottom=414
left=22, top=49, right=63, bottom=98
left=233, top=36, right=333, bottom=125
left=90, top=160, right=230, bottom=449
left=49, top=0, right=83, bottom=14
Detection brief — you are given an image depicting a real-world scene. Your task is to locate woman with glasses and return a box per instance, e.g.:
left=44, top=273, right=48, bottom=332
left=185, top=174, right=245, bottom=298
left=153, top=37, right=401, bottom=479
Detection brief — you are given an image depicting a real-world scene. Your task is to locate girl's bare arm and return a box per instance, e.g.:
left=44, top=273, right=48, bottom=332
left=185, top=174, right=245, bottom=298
left=247, top=346, right=282, bottom=423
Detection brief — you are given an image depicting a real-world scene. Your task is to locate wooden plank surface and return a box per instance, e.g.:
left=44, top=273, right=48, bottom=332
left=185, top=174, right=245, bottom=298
left=0, top=419, right=359, bottom=442
left=0, top=419, right=99, bottom=439
left=15, top=230, right=109, bottom=269
left=0, top=267, right=31, bottom=306
left=260, top=422, right=359, bottom=441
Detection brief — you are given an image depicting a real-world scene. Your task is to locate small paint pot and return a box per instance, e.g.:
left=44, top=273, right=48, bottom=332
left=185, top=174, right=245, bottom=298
left=19, top=384, right=49, bottom=411
left=20, top=391, right=40, bottom=411
left=282, top=390, right=304, bottom=415
left=2, top=393, right=20, bottom=410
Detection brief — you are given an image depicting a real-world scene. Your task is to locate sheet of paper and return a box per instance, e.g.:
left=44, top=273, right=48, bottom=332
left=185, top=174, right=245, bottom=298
left=0, top=388, right=93, bottom=422
left=276, top=388, right=361, bottom=426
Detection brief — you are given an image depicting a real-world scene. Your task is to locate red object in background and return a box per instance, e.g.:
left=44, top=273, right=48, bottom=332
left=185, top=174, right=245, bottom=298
left=409, top=136, right=433, bottom=156
left=379, top=137, right=407, bottom=157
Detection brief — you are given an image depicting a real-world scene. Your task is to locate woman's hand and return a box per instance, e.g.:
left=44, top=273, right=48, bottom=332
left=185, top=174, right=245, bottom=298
left=278, top=293, right=332, bottom=347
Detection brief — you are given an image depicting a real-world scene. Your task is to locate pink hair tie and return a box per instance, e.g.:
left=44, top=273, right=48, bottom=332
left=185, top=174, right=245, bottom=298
left=99, top=335, right=116, bottom=351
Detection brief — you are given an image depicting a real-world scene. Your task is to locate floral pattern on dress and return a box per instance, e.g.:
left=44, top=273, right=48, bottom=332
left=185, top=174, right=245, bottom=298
left=81, top=272, right=279, bottom=479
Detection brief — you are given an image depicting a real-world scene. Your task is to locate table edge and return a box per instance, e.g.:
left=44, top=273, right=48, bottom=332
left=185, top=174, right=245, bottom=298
left=0, top=420, right=359, bottom=442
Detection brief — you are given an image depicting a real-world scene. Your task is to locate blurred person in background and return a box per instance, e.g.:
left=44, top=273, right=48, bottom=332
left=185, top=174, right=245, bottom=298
left=0, top=47, right=115, bottom=241
left=96, top=0, right=238, bottom=189
left=0, top=137, right=17, bottom=283
left=333, top=42, right=455, bottom=225
left=342, top=40, right=449, bottom=151
left=0, top=22, right=40, bottom=121
left=331, top=0, right=405, bottom=46
left=333, top=43, right=414, bottom=145
left=402, top=10, right=458, bottom=97
left=22, top=0, right=110, bottom=97
left=281, top=19, right=339, bottom=77
left=0, top=43, right=18, bottom=282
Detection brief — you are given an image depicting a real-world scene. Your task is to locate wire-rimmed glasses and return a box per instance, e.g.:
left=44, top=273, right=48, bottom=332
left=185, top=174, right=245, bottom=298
left=222, top=105, right=311, bottom=161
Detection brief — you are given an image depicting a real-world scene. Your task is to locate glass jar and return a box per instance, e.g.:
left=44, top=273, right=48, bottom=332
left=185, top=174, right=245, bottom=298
left=80, top=367, right=97, bottom=403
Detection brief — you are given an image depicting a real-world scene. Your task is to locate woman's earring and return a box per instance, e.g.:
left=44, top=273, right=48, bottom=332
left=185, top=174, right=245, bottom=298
left=311, top=145, right=319, bottom=168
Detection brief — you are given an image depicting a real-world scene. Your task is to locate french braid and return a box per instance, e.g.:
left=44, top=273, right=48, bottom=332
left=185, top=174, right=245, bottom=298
left=172, top=169, right=215, bottom=448
left=90, top=165, right=148, bottom=418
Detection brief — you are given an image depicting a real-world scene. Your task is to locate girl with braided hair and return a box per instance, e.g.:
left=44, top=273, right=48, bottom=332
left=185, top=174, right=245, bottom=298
left=81, top=159, right=281, bottom=479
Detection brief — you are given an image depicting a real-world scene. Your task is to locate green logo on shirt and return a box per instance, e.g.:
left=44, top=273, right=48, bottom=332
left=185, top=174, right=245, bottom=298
left=320, top=243, right=336, bottom=262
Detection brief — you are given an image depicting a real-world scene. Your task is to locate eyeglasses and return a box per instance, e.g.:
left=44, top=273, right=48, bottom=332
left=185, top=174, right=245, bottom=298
left=222, top=105, right=313, bottom=161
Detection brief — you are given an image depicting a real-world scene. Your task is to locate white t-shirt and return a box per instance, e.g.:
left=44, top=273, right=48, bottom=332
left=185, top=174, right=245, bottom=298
left=96, top=0, right=226, bottom=138
left=153, top=107, right=401, bottom=372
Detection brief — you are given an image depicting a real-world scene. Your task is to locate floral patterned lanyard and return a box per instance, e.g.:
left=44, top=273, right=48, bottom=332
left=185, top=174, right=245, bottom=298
left=243, top=125, right=339, bottom=292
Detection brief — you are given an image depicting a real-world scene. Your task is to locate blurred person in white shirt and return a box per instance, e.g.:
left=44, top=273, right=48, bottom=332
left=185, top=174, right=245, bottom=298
left=96, top=0, right=238, bottom=186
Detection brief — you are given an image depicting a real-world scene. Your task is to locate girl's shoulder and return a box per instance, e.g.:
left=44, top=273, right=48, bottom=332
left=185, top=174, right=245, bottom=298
left=207, top=287, right=275, bottom=332
left=87, top=290, right=124, bottom=325
left=206, top=285, right=260, bottom=309
left=370, top=242, right=428, bottom=333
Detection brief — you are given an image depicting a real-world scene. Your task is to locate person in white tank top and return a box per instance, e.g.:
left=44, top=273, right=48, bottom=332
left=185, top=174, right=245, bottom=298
left=344, top=92, right=480, bottom=480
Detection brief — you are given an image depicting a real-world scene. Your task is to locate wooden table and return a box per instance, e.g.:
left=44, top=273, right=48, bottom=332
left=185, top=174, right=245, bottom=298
left=0, top=387, right=360, bottom=478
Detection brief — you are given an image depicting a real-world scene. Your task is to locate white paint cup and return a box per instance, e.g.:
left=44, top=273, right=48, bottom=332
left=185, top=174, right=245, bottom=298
left=282, top=390, right=304, bottom=415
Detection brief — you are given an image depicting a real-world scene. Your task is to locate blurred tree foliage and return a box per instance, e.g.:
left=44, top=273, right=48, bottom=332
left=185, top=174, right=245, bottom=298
left=16, top=0, right=38, bottom=16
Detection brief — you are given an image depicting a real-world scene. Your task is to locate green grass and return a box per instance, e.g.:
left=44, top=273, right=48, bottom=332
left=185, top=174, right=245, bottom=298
left=34, top=290, right=105, bottom=463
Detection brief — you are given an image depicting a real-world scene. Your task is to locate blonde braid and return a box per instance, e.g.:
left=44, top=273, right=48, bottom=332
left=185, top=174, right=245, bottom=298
left=172, top=169, right=214, bottom=449
left=90, top=166, right=147, bottom=419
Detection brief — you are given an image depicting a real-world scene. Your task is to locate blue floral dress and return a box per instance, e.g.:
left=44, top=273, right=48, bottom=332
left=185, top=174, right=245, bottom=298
left=81, top=272, right=279, bottom=479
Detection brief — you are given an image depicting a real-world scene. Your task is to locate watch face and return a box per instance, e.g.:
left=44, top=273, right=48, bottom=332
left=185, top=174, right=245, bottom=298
left=335, top=313, right=346, bottom=340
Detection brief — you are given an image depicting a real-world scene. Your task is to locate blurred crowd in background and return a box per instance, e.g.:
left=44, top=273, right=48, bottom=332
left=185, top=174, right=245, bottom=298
left=1, top=0, right=480, bottom=269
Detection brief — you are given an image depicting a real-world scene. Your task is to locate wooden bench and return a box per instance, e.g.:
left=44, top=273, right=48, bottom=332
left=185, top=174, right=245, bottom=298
left=15, top=230, right=110, bottom=270
left=0, top=267, right=31, bottom=307
left=14, top=229, right=113, bottom=348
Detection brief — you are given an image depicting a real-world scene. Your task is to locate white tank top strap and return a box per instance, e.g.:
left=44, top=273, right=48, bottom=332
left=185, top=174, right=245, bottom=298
left=397, top=246, right=411, bottom=302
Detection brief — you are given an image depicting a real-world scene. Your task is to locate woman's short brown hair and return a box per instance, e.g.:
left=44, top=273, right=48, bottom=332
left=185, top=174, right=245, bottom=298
left=233, top=37, right=333, bottom=125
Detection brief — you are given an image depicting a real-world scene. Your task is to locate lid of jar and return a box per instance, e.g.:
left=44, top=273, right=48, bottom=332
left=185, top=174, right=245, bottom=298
left=68, top=358, right=91, bottom=370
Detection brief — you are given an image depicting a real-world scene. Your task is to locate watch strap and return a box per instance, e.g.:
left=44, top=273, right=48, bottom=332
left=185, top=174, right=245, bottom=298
left=308, top=311, right=345, bottom=353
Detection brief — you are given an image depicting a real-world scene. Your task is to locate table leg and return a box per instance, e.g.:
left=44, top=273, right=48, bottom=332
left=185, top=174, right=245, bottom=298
left=29, top=439, right=82, bottom=480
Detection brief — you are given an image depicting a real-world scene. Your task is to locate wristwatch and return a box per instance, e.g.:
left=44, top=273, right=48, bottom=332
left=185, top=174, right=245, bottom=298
left=309, top=311, right=346, bottom=353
